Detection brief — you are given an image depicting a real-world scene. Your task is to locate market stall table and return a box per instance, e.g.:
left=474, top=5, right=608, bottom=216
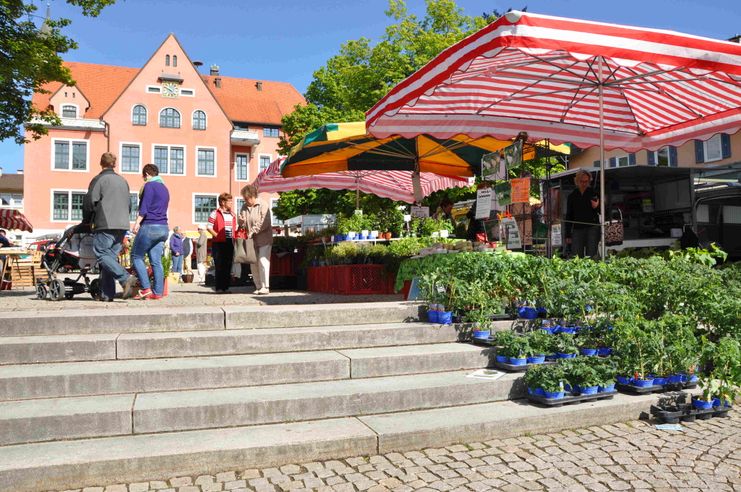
left=0, top=248, right=36, bottom=291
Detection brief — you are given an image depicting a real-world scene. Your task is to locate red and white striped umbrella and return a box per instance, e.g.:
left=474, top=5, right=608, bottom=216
left=366, top=10, right=741, bottom=255
left=0, top=209, right=33, bottom=233
left=256, top=159, right=469, bottom=204
left=367, top=10, right=741, bottom=150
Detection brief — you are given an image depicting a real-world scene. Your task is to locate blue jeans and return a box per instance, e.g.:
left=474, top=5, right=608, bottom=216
left=171, top=254, right=183, bottom=274
left=132, top=224, right=169, bottom=295
left=93, top=230, right=129, bottom=300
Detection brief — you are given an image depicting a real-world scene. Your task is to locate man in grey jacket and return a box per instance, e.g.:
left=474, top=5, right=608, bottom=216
left=83, top=152, right=137, bottom=301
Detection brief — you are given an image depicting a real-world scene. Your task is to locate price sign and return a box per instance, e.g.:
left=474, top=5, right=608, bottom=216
left=411, top=206, right=429, bottom=218
left=475, top=187, right=493, bottom=220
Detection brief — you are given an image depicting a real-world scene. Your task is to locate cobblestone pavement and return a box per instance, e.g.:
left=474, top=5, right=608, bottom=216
left=0, top=280, right=401, bottom=312
left=47, top=411, right=740, bottom=492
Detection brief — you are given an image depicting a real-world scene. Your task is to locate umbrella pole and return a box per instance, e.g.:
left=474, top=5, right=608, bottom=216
left=598, top=56, right=606, bottom=260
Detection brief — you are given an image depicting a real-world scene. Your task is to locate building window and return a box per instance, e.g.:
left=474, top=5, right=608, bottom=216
left=235, top=198, right=245, bottom=212
left=194, top=195, right=217, bottom=223
left=147, top=86, right=161, bottom=93
left=165, top=55, right=170, bottom=66
left=173, top=55, right=178, bottom=67
left=53, top=139, right=87, bottom=171
left=121, top=144, right=141, bottom=173
left=235, top=154, right=249, bottom=180
left=192, top=110, right=207, bottom=130
left=61, top=105, right=77, bottom=118
left=197, top=148, right=215, bottom=176
left=52, top=191, right=86, bottom=221
left=154, top=145, right=185, bottom=175
left=704, top=134, right=723, bottom=163
left=259, top=155, right=271, bottom=173
left=129, top=193, right=139, bottom=222
left=271, top=198, right=284, bottom=226
left=263, top=127, right=279, bottom=138
left=132, top=105, right=147, bottom=125
left=159, top=108, right=181, bottom=128
left=180, top=89, right=194, bottom=96
left=648, top=147, right=677, bottom=167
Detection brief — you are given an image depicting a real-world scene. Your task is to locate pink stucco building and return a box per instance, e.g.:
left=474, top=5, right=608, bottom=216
left=25, top=34, right=304, bottom=236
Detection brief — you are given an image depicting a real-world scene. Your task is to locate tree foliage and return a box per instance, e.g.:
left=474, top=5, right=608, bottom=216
left=0, top=0, right=115, bottom=144
left=276, top=0, right=498, bottom=218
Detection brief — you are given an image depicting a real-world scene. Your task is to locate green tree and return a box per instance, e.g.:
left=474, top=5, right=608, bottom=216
left=0, top=0, right=115, bottom=144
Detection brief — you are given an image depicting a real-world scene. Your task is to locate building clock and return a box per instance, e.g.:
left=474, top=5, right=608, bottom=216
left=161, top=82, right=179, bottom=98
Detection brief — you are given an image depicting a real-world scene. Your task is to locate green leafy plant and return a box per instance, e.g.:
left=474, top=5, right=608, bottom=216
left=523, top=364, right=566, bottom=393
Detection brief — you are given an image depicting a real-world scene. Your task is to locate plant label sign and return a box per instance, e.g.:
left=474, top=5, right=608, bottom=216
left=551, top=224, right=562, bottom=247
left=475, top=188, right=493, bottom=220
left=411, top=206, right=430, bottom=218
left=501, top=216, right=522, bottom=249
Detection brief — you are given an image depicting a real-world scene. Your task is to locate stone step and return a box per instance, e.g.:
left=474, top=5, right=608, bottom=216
left=338, top=343, right=493, bottom=378
left=0, top=392, right=664, bottom=492
left=1, top=302, right=421, bottom=337
left=0, top=371, right=522, bottom=445
left=0, top=343, right=488, bottom=400
left=0, top=351, right=349, bottom=401
left=0, top=322, right=458, bottom=365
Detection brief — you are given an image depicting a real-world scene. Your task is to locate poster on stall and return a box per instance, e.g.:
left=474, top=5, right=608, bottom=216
left=481, top=151, right=505, bottom=181
left=494, top=181, right=511, bottom=206
left=501, top=216, right=522, bottom=249
left=410, top=205, right=429, bottom=218
left=501, top=140, right=523, bottom=169
left=551, top=224, right=562, bottom=247
left=475, top=187, right=493, bottom=220
left=510, top=177, right=531, bottom=203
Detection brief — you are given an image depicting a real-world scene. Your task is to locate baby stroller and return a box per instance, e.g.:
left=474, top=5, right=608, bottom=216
left=36, top=223, right=101, bottom=301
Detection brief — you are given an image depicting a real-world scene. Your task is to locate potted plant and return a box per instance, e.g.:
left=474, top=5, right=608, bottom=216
left=525, top=364, right=567, bottom=399
left=493, top=331, right=516, bottom=363
left=562, top=358, right=601, bottom=395
left=525, top=330, right=550, bottom=364
left=554, top=333, right=578, bottom=359
left=499, top=335, right=530, bottom=365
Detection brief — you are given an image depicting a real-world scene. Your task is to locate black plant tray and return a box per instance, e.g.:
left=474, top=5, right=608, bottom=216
left=617, top=382, right=697, bottom=394
left=471, top=337, right=495, bottom=346
left=650, top=403, right=731, bottom=424
left=527, top=390, right=617, bottom=407
left=493, top=360, right=555, bottom=372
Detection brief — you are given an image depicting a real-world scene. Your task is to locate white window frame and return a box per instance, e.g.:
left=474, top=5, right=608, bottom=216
left=235, top=197, right=245, bottom=213
left=60, top=103, right=79, bottom=118
left=158, top=107, right=181, bottom=129
left=192, top=109, right=207, bottom=130
left=263, top=127, right=279, bottom=138
left=649, top=147, right=676, bottom=167
left=192, top=193, right=219, bottom=225
left=51, top=138, right=89, bottom=172
left=258, top=153, right=272, bottom=174
left=234, top=152, right=250, bottom=181
left=50, top=189, right=87, bottom=223
left=195, top=146, right=217, bottom=178
left=151, top=143, right=187, bottom=176
left=146, top=85, right=161, bottom=93
left=703, top=134, right=723, bottom=163
left=119, top=142, right=142, bottom=174
left=131, top=104, right=148, bottom=126
left=270, top=198, right=284, bottom=226
left=179, top=88, right=195, bottom=97
left=612, top=155, right=630, bottom=168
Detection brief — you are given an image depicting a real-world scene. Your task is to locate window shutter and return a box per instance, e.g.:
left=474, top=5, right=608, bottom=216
left=721, top=134, right=731, bottom=159
left=628, top=153, right=636, bottom=166
left=669, top=146, right=678, bottom=167
left=609, top=157, right=617, bottom=168
left=694, top=140, right=704, bottom=163
left=647, top=150, right=655, bottom=166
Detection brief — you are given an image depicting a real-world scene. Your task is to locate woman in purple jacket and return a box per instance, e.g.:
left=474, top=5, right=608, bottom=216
left=131, top=164, right=170, bottom=299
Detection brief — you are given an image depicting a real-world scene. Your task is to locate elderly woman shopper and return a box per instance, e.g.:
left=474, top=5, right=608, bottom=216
left=239, top=184, right=273, bottom=295
left=131, top=164, right=169, bottom=300
left=207, top=193, right=237, bottom=293
left=565, top=169, right=600, bottom=259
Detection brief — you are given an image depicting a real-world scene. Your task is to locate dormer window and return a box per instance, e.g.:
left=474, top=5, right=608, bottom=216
left=166, top=55, right=170, bottom=66
left=61, top=105, right=77, bottom=118
left=173, top=55, right=178, bottom=67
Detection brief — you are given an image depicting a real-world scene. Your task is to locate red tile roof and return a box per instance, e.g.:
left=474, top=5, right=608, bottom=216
left=33, top=62, right=305, bottom=125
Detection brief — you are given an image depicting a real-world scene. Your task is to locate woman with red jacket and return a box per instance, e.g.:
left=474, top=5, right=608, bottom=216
left=207, top=192, right=236, bottom=293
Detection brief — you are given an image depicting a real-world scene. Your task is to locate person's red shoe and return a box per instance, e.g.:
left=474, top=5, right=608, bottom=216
left=150, top=293, right=164, bottom=300
left=134, top=288, right=154, bottom=300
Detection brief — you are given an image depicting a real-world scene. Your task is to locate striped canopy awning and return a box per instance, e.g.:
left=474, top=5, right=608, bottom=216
left=257, top=159, right=469, bottom=204
left=366, top=10, right=741, bottom=152
left=0, top=209, right=33, bottom=233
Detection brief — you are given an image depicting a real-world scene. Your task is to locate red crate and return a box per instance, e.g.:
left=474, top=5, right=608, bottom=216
left=270, top=253, right=295, bottom=277
left=332, top=264, right=393, bottom=295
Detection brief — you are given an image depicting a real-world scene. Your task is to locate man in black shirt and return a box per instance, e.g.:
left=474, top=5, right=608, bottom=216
left=565, top=170, right=600, bottom=259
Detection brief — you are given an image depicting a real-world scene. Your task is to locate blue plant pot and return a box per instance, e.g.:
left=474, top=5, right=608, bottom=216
left=334, top=233, right=346, bottom=241
left=576, top=385, right=599, bottom=395
left=517, top=307, right=538, bottom=319
left=557, top=352, right=577, bottom=359
left=597, top=347, right=612, bottom=357
left=688, top=374, right=699, bottom=384
left=359, top=233, right=369, bottom=240
left=580, top=348, right=598, bottom=356
left=527, top=355, right=546, bottom=364
left=495, top=354, right=508, bottom=363
left=652, top=376, right=668, bottom=386
left=536, top=307, right=547, bottom=318
left=616, top=375, right=632, bottom=385
left=346, top=232, right=357, bottom=240
left=543, top=390, right=565, bottom=400
left=546, top=353, right=559, bottom=360
left=692, top=398, right=714, bottom=410
left=599, top=383, right=616, bottom=393
left=509, top=357, right=527, bottom=366
left=560, top=327, right=576, bottom=335
left=667, top=374, right=683, bottom=384
left=369, top=231, right=378, bottom=239
left=427, top=310, right=440, bottom=323
left=564, top=383, right=572, bottom=393
left=438, top=311, right=453, bottom=325
left=534, top=388, right=546, bottom=397
left=632, top=378, right=655, bottom=388
left=539, top=326, right=555, bottom=335
left=473, top=330, right=490, bottom=339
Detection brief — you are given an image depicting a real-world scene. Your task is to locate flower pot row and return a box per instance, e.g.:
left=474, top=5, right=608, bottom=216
left=651, top=398, right=733, bottom=424
left=616, top=373, right=698, bottom=394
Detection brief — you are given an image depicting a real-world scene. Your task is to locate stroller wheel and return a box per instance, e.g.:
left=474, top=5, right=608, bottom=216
left=36, top=283, right=48, bottom=300
left=89, top=278, right=101, bottom=300
left=49, top=279, right=65, bottom=301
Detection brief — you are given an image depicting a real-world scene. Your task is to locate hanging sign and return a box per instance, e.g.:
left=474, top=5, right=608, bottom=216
left=510, top=177, right=531, bottom=203
left=481, top=151, right=504, bottom=181
left=475, top=187, right=493, bottom=220
left=501, top=216, right=522, bottom=249
left=410, top=205, right=429, bottom=218
left=551, top=224, right=562, bottom=247
left=494, top=181, right=511, bottom=206
left=501, top=140, right=523, bottom=169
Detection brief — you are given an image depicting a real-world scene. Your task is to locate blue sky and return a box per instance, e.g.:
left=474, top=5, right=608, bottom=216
left=2, top=0, right=739, bottom=173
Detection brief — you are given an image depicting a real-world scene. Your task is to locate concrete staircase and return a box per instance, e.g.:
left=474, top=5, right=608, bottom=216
left=0, top=302, right=657, bottom=491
